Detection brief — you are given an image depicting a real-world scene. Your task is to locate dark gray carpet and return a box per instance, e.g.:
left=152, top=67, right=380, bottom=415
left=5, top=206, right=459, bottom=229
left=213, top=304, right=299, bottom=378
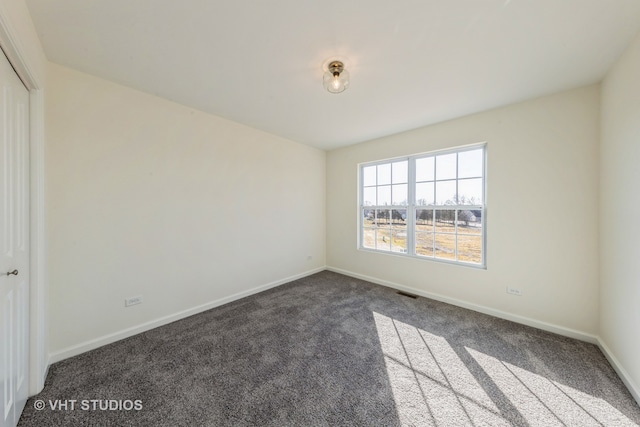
left=19, top=271, right=640, bottom=426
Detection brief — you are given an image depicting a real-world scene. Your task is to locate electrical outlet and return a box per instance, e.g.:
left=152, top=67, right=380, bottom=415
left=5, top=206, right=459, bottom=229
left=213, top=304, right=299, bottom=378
left=125, top=296, right=143, bottom=307
left=307, top=255, right=313, bottom=260
left=506, top=287, right=522, bottom=296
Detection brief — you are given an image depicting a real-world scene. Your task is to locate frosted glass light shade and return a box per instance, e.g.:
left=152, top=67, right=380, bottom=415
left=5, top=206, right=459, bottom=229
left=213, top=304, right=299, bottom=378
left=323, top=61, right=349, bottom=93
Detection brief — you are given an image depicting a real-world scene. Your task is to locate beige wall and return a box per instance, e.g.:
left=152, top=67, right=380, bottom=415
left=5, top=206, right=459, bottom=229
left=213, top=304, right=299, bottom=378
left=327, top=85, right=600, bottom=336
left=600, top=31, right=640, bottom=399
left=46, top=63, right=326, bottom=357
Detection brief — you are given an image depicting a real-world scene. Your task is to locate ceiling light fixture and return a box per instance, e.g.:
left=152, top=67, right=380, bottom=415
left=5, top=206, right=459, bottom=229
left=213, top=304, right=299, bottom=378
left=323, top=60, right=349, bottom=94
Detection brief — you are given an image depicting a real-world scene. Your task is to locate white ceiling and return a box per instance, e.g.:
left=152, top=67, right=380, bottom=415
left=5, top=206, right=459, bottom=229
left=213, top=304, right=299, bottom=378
left=26, top=0, right=640, bottom=150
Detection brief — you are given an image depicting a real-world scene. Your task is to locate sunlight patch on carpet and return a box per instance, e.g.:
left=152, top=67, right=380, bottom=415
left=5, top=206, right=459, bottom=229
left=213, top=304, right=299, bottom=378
left=467, top=347, right=637, bottom=427
left=373, top=312, right=510, bottom=426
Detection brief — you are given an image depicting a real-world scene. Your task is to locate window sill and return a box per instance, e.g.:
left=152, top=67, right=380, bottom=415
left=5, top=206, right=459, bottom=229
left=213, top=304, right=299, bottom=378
left=357, top=247, right=487, bottom=270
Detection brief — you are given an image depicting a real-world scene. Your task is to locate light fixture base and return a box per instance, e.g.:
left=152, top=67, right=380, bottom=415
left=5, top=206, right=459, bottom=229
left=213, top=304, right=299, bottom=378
left=327, top=61, right=344, bottom=75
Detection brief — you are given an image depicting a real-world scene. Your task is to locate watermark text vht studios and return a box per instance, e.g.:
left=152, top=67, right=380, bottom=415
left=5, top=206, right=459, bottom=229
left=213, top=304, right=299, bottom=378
left=34, top=399, right=142, bottom=411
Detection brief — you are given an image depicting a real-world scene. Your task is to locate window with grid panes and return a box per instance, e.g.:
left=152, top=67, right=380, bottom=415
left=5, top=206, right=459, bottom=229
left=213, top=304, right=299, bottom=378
left=360, top=145, right=485, bottom=267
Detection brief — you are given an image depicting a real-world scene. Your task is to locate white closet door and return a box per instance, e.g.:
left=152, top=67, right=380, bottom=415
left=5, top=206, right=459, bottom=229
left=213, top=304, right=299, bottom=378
left=0, top=47, right=30, bottom=427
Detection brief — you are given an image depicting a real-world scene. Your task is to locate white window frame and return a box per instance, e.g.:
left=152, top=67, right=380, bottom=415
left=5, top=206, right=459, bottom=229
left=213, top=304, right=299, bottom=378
left=358, top=143, right=487, bottom=268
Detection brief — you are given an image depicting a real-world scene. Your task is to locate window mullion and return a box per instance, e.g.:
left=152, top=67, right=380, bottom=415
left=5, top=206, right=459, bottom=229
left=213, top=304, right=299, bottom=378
left=454, top=209, right=458, bottom=261
left=359, top=166, right=363, bottom=249
left=408, top=157, right=416, bottom=256
left=455, top=153, right=459, bottom=261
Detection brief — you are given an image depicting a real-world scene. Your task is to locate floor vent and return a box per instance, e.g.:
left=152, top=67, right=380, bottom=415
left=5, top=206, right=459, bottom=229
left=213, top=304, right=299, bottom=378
left=396, top=291, right=418, bottom=299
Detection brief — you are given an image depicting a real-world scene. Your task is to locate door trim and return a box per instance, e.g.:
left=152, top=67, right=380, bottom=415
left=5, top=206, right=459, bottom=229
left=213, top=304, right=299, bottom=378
left=0, top=7, right=48, bottom=395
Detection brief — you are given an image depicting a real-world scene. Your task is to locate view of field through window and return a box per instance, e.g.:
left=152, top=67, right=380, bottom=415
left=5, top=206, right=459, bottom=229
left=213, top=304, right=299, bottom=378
left=360, top=146, right=485, bottom=265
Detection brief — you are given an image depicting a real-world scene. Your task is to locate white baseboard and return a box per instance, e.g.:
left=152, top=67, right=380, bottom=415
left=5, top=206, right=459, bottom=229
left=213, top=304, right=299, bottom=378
left=41, top=361, right=50, bottom=391
left=49, top=267, right=326, bottom=364
left=326, top=266, right=599, bottom=344
left=597, top=338, right=640, bottom=406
